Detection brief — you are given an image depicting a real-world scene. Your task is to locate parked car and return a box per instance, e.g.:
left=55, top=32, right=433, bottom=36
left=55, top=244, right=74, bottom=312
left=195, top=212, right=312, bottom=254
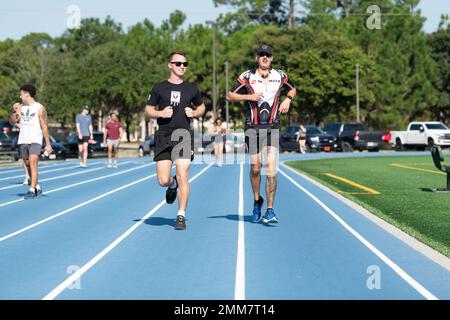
left=391, top=122, right=450, bottom=151
left=0, top=132, right=14, bottom=152
left=138, top=135, right=155, bottom=157
left=63, top=132, right=108, bottom=158
left=0, top=120, right=13, bottom=135
left=280, top=125, right=338, bottom=152
left=41, top=135, right=66, bottom=160
left=323, top=122, right=386, bottom=152
left=11, top=134, right=66, bottom=161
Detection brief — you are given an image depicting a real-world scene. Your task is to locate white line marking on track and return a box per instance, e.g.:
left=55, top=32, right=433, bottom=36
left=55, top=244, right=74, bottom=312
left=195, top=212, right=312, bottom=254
left=42, top=162, right=213, bottom=300
left=0, top=174, right=156, bottom=243
left=0, top=161, right=77, bottom=176
left=0, top=161, right=133, bottom=191
left=234, top=162, right=246, bottom=300
left=278, top=166, right=438, bottom=300
left=0, top=163, right=101, bottom=181
left=0, top=163, right=155, bottom=209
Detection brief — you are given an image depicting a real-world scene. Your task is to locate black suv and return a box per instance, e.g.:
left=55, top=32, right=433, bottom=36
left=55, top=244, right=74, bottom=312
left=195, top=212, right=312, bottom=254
left=280, top=125, right=338, bottom=152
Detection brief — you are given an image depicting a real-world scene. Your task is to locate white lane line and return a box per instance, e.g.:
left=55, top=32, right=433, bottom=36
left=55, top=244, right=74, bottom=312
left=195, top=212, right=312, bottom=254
left=0, top=161, right=133, bottom=191
left=0, top=174, right=156, bottom=243
left=278, top=167, right=438, bottom=300
left=0, top=161, right=76, bottom=176
left=43, top=162, right=213, bottom=300
left=0, top=163, right=99, bottom=181
left=234, top=162, right=245, bottom=300
left=0, top=163, right=155, bottom=209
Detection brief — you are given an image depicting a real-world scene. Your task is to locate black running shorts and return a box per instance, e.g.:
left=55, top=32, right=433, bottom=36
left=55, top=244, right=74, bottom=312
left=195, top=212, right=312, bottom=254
left=154, top=128, right=194, bottom=162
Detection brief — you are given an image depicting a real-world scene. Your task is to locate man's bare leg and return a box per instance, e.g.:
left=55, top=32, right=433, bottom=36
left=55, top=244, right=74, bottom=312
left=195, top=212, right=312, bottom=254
left=250, top=153, right=262, bottom=202
left=175, top=159, right=190, bottom=212
left=157, top=160, right=173, bottom=187
left=264, top=147, right=278, bottom=209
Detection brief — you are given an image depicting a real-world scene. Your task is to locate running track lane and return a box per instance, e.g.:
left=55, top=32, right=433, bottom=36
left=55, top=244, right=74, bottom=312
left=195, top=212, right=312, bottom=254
left=0, top=159, right=449, bottom=299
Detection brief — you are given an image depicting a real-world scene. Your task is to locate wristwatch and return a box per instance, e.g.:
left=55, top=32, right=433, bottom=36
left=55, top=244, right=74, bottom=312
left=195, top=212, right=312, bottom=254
left=287, top=95, right=294, bottom=101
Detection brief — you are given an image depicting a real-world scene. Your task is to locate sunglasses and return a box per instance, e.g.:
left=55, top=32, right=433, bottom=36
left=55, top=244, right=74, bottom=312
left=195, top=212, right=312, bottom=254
left=170, top=61, right=189, bottom=67
left=258, top=53, right=272, bottom=58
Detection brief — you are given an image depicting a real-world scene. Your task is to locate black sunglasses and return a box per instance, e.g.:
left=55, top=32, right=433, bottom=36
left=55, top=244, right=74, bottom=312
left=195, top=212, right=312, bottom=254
left=170, top=61, right=189, bottom=67
left=258, top=53, right=272, bottom=58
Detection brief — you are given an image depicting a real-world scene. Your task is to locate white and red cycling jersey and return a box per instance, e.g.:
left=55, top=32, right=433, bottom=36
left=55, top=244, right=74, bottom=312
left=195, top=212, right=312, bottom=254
left=232, top=68, right=295, bottom=129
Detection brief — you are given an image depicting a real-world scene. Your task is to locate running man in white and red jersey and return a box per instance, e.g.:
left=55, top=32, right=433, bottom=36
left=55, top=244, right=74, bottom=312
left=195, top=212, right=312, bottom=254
left=227, top=44, right=297, bottom=224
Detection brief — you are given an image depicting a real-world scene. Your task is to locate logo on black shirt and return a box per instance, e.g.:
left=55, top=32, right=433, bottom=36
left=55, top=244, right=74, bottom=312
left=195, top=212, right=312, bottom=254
left=171, top=91, right=181, bottom=106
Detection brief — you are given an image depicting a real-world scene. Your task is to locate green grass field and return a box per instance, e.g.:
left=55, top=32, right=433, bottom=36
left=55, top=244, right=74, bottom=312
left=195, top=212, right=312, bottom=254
left=286, top=156, right=450, bottom=257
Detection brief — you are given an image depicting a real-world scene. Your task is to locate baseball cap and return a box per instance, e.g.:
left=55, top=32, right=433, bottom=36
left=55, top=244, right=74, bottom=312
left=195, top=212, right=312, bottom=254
left=82, top=105, right=90, bottom=111
left=256, top=44, right=272, bottom=56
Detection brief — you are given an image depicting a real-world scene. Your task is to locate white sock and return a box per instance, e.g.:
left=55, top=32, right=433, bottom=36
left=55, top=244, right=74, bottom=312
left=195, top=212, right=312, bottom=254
left=169, top=178, right=178, bottom=189
left=36, top=184, right=41, bottom=191
left=30, top=188, right=35, bottom=193
left=177, top=210, right=185, bottom=218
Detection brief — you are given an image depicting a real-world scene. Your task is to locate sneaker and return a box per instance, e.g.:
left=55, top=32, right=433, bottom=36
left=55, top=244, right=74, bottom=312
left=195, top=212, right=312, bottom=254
left=106, top=163, right=113, bottom=168
left=35, top=188, right=43, bottom=197
left=175, top=215, right=186, bottom=230
left=23, top=177, right=31, bottom=186
left=24, top=190, right=37, bottom=200
left=112, top=163, right=118, bottom=168
left=251, top=196, right=264, bottom=223
left=165, top=176, right=178, bottom=204
left=262, top=208, right=279, bottom=224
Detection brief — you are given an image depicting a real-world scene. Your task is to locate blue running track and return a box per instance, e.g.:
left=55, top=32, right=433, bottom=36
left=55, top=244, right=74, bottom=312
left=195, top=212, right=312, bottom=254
left=0, top=153, right=448, bottom=300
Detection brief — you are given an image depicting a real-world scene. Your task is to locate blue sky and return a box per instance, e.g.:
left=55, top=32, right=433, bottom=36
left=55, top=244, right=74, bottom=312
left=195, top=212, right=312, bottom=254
left=0, top=0, right=448, bottom=40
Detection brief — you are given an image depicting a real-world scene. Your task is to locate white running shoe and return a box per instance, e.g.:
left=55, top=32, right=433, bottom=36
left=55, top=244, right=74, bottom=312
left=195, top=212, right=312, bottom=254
left=23, top=176, right=31, bottom=185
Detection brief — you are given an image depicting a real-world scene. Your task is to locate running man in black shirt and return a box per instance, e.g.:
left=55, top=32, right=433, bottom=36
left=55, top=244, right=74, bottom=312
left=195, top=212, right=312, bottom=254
left=227, top=44, right=297, bottom=224
left=145, top=51, right=206, bottom=230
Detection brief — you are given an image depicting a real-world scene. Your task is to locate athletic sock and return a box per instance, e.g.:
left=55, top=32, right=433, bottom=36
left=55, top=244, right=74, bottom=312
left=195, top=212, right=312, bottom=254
left=177, top=210, right=185, bottom=218
left=169, top=178, right=178, bottom=190
left=29, top=188, right=35, bottom=193
left=36, top=184, right=41, bottom=191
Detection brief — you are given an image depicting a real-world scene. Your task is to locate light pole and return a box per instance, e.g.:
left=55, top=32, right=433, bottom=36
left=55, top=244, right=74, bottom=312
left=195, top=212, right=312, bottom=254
left=206, top=21, right=217, bottom=121
left=225, top=61, right=229, bottom=131
left=356, top=63, right=360, bottom=123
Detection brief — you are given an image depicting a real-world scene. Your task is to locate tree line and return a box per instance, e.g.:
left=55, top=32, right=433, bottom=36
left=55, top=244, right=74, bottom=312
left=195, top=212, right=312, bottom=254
left=0, top=0, right=448, bottom=140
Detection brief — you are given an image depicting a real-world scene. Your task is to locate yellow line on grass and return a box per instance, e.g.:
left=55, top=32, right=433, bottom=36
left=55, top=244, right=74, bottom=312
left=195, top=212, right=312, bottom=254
left=324, top=173, right=381, bottom=195
left=391, top=164, right=445, bottom=175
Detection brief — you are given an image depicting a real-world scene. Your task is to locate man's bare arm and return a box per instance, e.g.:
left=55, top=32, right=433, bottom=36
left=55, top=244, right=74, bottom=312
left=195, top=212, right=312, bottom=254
left=227, top=91, right=263, bottom=103
left=38, top=106, right=52, bottom=152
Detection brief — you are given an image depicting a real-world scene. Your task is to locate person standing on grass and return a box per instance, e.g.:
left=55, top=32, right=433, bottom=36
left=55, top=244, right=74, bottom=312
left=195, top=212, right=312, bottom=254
left=103, top=112, right=123, bottom=168
left=76, top=105, right=93, bottom=168
left=9, top=84, right=53, bottom=199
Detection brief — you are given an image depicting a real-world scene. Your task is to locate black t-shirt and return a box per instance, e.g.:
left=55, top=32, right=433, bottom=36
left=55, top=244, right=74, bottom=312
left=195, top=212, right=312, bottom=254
left=147, top=81, right=203, bottom=130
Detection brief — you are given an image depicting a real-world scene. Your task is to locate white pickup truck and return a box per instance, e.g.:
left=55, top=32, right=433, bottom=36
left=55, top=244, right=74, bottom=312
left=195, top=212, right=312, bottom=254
left=391, top=122, right=450, bottom=151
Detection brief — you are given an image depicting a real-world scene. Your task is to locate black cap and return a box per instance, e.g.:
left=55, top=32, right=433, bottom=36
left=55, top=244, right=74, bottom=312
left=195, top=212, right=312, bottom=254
left=82, top=105, right=90, bottom=111
left=256, top=44, right=272, bottom=56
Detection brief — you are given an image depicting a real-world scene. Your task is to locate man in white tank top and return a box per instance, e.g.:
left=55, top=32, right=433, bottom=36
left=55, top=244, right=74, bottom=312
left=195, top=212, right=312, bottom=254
left=10, top=84, right=53, bottom=199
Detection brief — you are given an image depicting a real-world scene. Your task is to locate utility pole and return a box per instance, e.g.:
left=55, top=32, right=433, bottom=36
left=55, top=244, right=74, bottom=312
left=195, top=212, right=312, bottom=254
left=356, top=63, right=360, bottom=123
left=288, top=0, right=294, bottom=28
left=225, top=61, right=230, bottom=131
left=206, top=21, right=217, bottom=121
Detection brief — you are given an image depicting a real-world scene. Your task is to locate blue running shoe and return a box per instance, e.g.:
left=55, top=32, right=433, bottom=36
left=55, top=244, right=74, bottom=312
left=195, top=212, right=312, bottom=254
left=251, top=196, right=264, bottom=223
left=262, top=208, right=278, bottom=224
